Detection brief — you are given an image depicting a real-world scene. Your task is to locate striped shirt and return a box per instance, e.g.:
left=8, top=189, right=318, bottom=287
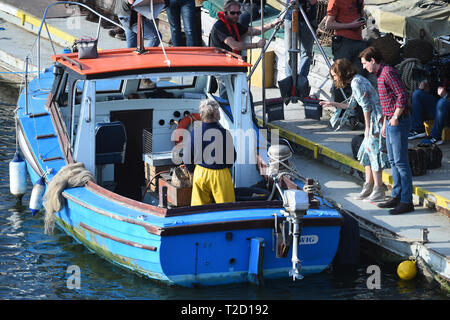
left=376, top=63, right=409, bottom=117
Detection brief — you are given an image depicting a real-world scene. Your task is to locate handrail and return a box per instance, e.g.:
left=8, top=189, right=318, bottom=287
left=59, top=55, right=83, bottom=70
left=35, top=1, right=125, bottom=78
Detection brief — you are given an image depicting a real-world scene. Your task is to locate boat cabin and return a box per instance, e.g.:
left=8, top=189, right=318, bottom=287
left=50, top=47, right=276, bottom=206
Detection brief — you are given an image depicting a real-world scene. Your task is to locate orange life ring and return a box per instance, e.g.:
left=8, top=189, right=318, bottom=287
left=174, top=113, right=201, bottom=144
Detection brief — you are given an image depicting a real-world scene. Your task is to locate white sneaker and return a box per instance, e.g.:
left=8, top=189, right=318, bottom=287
left=408, top=130, right=426, bottom=140
left=354, top=182, right=373, bottom=200
left=365, top=186, right=386, bottom=202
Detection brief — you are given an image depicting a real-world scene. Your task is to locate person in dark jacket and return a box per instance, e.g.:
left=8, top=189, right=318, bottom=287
left=182, top=99, right=236, bottom=205
left=209, top=0, right=281, bottom=99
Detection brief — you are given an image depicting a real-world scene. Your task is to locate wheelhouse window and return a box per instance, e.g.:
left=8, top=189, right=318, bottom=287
left=138, top=75, right=196, bottom=90
left=76, top=79, right=123, bottom=93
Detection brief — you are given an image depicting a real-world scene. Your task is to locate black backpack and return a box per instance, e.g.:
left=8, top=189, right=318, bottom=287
left=418, top=144, right=443, bottom=170
left=408, top=148, right=427, bottom=176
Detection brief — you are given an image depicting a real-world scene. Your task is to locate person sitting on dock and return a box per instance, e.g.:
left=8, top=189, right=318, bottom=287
left=115, top=0, right=161, bottom=48
left=408, top=80, right=450, bottom=146
left=320, top=59, right=389, bottom=202
left=209, top=0, right=282, bottom=55
left=182, top=99, right=237, bottom=206
left=209, top=0, right=281, bottom=99
left=359, top=46, right=414, bottom=215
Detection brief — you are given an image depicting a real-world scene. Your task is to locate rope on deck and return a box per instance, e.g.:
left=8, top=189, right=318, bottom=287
left=43, top=162, right=95, bottom=235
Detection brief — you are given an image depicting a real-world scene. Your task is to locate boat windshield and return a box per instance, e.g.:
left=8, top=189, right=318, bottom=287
left=138, top=76, right=196, bottom=90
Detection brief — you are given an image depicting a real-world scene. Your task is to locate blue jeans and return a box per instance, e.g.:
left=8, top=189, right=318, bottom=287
left=411, top=89, right=450, bottom=138
left=284, top=18, right=315, bottom=78
left=386, top=114, right=413, bottom=203
left=411, top=89, right=438, bottom=132
left=118, top=15, right=160, bottom=48
left=431, top=97, right=450, bottom=139
left=166, top=0, right=196, bottom=46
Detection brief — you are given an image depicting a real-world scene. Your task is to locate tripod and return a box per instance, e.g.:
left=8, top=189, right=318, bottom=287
left=253, top=0, right=349, bottom=129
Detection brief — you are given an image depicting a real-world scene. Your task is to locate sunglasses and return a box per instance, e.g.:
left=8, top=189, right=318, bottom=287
left=227, top=11, right=241, bottom=15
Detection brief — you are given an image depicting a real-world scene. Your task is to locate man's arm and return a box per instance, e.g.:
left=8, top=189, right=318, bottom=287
left=246, top=18, right=282, bottom=37
left=325, top=15, right=365, bottom=31
left=223, top=36, right=266, bottom=51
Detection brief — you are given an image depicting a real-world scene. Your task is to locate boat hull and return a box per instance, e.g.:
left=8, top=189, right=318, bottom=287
left=15, top=65, right=343, bottom=288
left=51, top=191, right=341, bottom=287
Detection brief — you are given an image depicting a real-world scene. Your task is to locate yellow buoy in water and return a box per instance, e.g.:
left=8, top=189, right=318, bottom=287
left=397, top=259, right=417, bottom=280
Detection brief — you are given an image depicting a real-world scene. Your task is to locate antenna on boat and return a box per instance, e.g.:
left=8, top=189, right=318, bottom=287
left=135, top=0, right=171, bottom=66
left=136, top=13, right=147, bottom=55
left=25, top=56, right=30, bottom=115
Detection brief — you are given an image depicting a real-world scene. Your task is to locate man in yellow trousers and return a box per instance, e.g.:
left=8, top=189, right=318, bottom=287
left=182, top=99, right=236, bottom=206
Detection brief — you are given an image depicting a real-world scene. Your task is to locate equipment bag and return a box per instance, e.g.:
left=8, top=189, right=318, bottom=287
left=408, top=148, right=427, bottom=176
left=418, top=144, right=443, bottom=170
left=351, top=134, right=365, bottom=160
left=76, top=38, right=98, bottom=59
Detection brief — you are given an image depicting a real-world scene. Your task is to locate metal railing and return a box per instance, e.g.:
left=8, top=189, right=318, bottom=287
left=35, top=1, right=124, bottom=78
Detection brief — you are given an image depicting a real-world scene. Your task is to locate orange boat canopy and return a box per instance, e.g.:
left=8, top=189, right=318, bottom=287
left=52, top=47, right=252, bottom=77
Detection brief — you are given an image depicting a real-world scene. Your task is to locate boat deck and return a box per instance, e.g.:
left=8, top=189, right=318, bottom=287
left=0, top=0, right=449, bottom=288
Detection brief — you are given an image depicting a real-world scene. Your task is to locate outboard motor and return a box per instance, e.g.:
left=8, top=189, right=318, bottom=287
left=282, top=189, right=309, bottom=281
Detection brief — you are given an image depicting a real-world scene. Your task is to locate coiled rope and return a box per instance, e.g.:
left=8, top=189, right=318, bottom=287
left=43, top=163, right=95, bottom=235
left=396, top=58, right=422, bottom=94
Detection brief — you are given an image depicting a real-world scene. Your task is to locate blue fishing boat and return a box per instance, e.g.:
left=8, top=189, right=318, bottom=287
left=12, top=2, right=343, bottom=287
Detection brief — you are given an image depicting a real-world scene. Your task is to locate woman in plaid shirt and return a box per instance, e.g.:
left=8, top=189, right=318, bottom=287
left=359, top=46, right=414, bottom=215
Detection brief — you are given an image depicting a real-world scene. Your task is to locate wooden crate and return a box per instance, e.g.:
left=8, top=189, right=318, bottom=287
left=144, top=163, right=173, bottom=192
left=158, top=177, right=192, bottom=207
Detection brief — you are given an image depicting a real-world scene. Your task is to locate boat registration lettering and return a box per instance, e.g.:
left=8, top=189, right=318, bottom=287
left=300, top=235, right=319, bottom=245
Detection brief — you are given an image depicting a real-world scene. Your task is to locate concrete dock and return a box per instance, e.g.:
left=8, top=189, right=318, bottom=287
left=0, top=0, right=449, bottom=293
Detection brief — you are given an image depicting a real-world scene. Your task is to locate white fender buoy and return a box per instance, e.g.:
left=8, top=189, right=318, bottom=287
left=30, top=177, right=45, bottom=216
left=9, top=151, right=27, bottom=201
